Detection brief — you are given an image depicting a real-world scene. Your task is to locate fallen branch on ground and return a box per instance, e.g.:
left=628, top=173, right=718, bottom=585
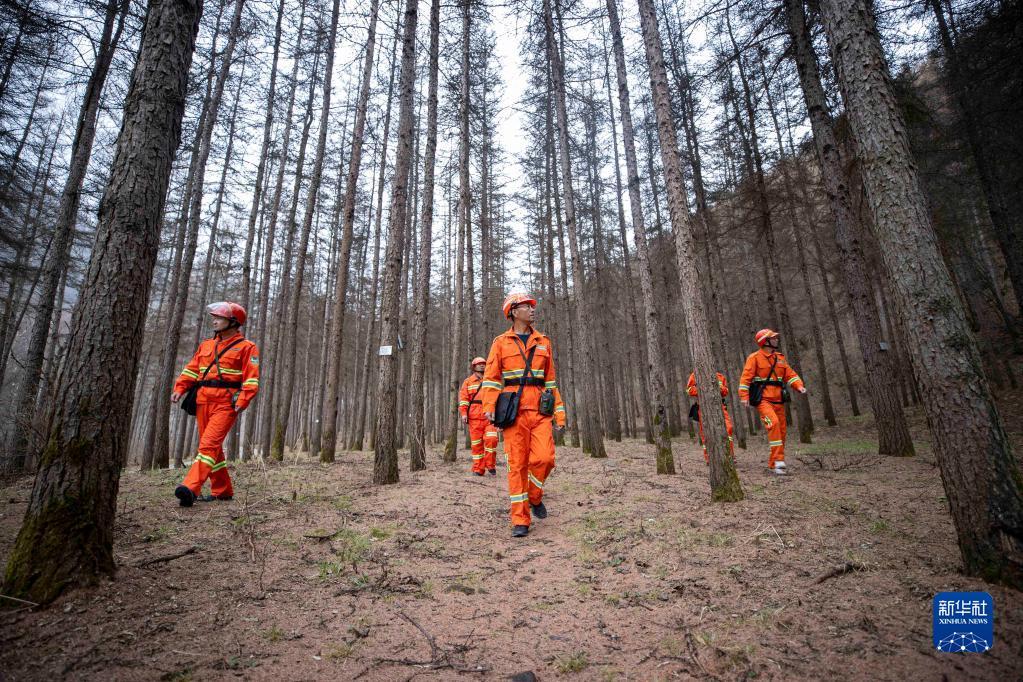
left=814, top=561, right=868, bottom=584
left=134, top=545, right=199, bottom=567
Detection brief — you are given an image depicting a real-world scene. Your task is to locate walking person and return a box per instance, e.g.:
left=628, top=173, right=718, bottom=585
left=459, top=356, right=499, bottom=476
left=738, top=329, right=806, bottom=474
left=172, top=302, right=260, bottom=505
left=480, top=293, right=566, bottom=537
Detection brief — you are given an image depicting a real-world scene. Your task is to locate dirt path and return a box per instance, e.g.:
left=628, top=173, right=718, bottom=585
left=2, top=415, right=1022, bottom=680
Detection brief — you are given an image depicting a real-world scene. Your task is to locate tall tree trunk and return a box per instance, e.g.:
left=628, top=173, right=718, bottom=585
left=444, top=0, right=471, bottom=463
left=2, top=0, right=201, bottom=604
left=409, top=0, right=440, bottom=472
left=147, top=0, right=245, bottom=469
left=543, top=0, right=605, bottom=458
left=785, top=0, right=912, bottom=456
left=373, top=0, right=417, bottom=484
left=317, top=0, right=380, bottom=461
left=723, top=11, right=813, bottom=443
left=636, top=0, right=741, bottom=498
left=240, top=0, right=284, bottom=313
left=273, top=0, right=341, bottom=459
left=818, top=0, right=1023, bottom=585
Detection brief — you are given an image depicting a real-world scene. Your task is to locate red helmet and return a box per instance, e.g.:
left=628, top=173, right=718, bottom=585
left=502, top=292, right=537, bottom=319
left=470, top=356, right=486, bottom=367
left=755, top=328, right=779, bottom=346
left=207, top=301, right=247, bottom=326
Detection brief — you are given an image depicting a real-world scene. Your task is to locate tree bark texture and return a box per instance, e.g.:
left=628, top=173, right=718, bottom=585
left=818, top=0, right=1023, bottom=586
left=3, top=0, right=202, bottom=604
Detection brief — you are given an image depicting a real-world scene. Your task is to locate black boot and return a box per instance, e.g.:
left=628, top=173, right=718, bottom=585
left=175, top=485, right=195, bottom=508
left=512, top=525, right=529, bottom=538
left=530, top=501, right=548, bottom=519
left=488, top=468, right=497, bottom=476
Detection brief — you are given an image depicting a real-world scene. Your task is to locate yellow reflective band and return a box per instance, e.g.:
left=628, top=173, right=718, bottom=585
left=472, top=454, right=485, bottom=460
left=768, top=440, right=783, bottom=447
left=244, top=379, right=259, bottom=386
left=528, top=473, right=544, bottom=489
left=787, top=376, right=800, bottom=385
left=195, top=454, right=217, bottom=468
left=471, top=439, right=482, bottom=445
left=738, top=384, right=749, bottom=389
left=211, top=461, right=227, bottom=472
left=510, top=493, right=528, bottom=503
left=459, top=401, right=470, bottom=406
left=544, top=381, right=557, bottom=388
left=181, top=369, right=199, bottom=379
left=554, top=406, right=565, bottom=413
left=482, top=381, right=503, bottom=390
left=484, top=448, right=496, bottom=453
left=219, top=368, right=243, bottom=375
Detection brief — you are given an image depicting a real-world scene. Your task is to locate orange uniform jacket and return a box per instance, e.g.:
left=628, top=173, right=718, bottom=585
left=479, top=326, right=567, bottom=427
left=174, top=331, right=260, bottom=410
left=686, top=371, right=729, bottom=398
left=458, top=373, right=486, bottom=421
left=737, top=349, right=804, bottom=403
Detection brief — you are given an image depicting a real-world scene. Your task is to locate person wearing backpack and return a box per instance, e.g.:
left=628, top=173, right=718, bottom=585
left=479, top=293, right=566, bottom=537
left=738, top=329, right=806, bottom=475
left=171, top=302, right=260, bottom=506
left=459, top=356, right=499, bottom=476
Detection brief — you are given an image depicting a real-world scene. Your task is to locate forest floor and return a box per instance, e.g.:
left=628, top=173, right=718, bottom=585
left=3, top=407, right=1023, bottom=681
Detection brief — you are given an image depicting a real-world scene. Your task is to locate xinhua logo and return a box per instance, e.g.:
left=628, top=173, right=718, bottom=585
left=933, top=592, right=994, bottom=653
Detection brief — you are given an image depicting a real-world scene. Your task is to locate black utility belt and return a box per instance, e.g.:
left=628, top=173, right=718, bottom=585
left=755, top=379, right=785, bottom=386
left=504, top=378, right=545, bottom=387
left=197, top=379, right=242, bottom=389
left=468, top=400, right=482, bottom=405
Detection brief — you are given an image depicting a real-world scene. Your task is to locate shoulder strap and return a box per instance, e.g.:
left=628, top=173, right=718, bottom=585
left=767, top=354, right=780, bottom=382
left=513, top=337, right=538, bottom=382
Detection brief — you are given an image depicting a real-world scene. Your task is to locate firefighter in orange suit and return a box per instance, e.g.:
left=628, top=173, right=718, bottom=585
left=172, top=302, right=260, bottom=506
left=686, top=371, right=734, bottom=463
left=480, top=293, right=566, bottom=538
left=460, top=356, right=499, bottom=476
left=738, top=328, right=806, bottom=475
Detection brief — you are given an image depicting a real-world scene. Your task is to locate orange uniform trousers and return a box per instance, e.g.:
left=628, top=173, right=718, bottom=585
left=756, top=401, right=787, bottom=468
left=469, top=417, right=498, bottom=474
left=697, top=404, right=735, bottom=462
left=181, top=401, right=237, bottom=497
left=504, top=410, right=555, bottom=527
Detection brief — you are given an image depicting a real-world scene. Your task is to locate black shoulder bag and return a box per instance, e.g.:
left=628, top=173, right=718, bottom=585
left=492, top=344, right=537, bottom=429
left=747, top=355, right=780, bottom=407
left=180, top=337, right=245, bottom=416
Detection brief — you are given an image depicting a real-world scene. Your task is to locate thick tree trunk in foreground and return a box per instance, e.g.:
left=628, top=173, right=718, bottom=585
left=636, top=0, right=741, bottom=499
left=818, top=0, right=1023, bottom=585
left=785, top=0, right=913, bottom=457
left=2, top=0, right=201, bottom=604
left=409, top=0, right=440, bottom=472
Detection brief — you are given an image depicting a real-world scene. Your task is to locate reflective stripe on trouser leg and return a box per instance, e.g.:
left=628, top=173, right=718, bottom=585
left=483, top=429, right=498, bottom=471
left=468, top=418, right=488, bottom=473
left=504, top=410, right=556, bottom=526
left=756, top=402, right=786, bottom=468
left=182, top=401, right=238, bottom=497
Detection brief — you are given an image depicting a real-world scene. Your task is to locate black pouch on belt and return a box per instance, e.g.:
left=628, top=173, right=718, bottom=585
left=539, top=389, right=555, bottom=417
